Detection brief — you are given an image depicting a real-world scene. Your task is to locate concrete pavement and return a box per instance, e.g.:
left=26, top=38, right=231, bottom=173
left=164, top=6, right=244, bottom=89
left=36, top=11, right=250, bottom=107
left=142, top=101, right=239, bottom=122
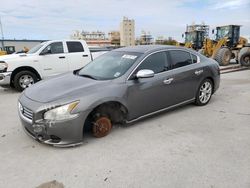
left=0, top=70, right=250, bottom=188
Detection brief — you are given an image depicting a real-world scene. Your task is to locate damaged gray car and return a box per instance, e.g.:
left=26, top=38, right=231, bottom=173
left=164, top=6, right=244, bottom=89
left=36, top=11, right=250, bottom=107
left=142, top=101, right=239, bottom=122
left=18, top=45, right=220, bottom=146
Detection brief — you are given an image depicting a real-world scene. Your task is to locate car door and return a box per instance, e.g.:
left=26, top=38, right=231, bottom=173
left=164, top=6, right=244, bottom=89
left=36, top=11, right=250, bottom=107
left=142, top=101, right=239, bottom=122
left=65, top=41, right=92, bottom=71
left=126, top=51, right=172, bottom=120
left=39, top=42, right=68, bottom=78
left=164, top=50, right=203, bottom=106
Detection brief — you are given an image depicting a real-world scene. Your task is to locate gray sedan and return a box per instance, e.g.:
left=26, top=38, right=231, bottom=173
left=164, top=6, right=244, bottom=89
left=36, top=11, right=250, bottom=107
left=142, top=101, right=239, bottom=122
left=18, top=45, right=220, bottom=146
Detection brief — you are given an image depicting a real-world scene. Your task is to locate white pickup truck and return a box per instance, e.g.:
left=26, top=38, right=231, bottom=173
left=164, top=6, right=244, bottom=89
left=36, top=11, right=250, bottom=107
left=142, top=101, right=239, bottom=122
left=0, top=40, right=108, bottom=91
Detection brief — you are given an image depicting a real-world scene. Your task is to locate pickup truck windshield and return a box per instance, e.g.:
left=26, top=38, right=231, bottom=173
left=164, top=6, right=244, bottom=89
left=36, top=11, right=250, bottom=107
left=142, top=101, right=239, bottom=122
left=27, top=43, right=46, bottom=54
left=78, top=51, right=142, bottom=80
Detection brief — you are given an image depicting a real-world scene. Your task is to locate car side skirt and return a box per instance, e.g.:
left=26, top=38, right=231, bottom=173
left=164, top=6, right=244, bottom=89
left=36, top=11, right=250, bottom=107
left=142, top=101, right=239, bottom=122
left=126, top=98, right=195, bottom=123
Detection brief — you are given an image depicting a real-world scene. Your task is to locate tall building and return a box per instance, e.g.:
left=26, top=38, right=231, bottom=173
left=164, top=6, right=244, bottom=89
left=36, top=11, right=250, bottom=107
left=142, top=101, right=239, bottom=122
left=120, top=17, right=135, bottom=46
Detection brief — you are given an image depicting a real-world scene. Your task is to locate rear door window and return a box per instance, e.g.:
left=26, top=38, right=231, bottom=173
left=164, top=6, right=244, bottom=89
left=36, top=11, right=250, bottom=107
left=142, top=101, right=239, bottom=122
left=67, top=42, right=84, bottom=53
left=168, top=50, right=193, bottom=69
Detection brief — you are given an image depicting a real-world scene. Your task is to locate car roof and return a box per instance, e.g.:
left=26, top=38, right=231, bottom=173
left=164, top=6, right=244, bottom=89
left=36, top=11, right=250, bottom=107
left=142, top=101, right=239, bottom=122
left=114, top=45, right=192, bottom=54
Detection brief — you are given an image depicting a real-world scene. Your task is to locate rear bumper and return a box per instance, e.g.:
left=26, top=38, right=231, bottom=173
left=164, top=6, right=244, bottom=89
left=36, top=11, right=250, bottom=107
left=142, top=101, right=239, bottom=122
left=213, top=72, right=220, bottom=93
left=0, top=72, right=11, bottom=86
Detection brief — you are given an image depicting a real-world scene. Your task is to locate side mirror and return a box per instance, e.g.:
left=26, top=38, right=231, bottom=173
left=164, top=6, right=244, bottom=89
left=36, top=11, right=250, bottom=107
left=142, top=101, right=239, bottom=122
left=212, top=29, right=215, bottom=34
left=136, top=69, right=154, bottom=79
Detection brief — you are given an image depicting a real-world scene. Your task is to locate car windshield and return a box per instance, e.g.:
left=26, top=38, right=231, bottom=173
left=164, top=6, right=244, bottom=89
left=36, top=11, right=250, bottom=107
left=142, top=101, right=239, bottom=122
left=78, top=51, right=142, bottom=80
left=27, top=42, right=46, bottom=54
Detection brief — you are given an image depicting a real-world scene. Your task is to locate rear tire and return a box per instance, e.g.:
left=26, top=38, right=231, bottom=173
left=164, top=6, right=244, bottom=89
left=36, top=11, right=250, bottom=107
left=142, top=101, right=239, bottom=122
left=214, top=48, right=232, bottom=66
left=195, top=79, right=213, bottom=106
left=13, top=71, right=38, bottom=92
left=238, top=47, right=250, bottom=67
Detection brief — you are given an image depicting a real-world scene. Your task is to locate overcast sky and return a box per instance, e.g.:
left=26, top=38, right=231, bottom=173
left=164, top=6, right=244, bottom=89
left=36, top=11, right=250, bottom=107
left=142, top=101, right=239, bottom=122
left=0, top=0, right=250, bottom=41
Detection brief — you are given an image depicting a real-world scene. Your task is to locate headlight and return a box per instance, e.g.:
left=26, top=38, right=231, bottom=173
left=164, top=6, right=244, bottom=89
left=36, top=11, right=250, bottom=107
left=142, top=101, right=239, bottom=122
left=0, top=61, right=8, bottom=72
left=44, top=101, right=79, bottom=121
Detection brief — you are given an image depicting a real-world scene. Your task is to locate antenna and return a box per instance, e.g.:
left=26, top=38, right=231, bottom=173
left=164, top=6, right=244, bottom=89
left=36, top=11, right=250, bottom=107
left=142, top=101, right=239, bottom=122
left=0, top=16, right=4, bottom=50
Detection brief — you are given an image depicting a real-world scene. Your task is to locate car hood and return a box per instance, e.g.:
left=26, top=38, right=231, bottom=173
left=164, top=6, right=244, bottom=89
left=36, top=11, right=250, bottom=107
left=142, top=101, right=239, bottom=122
left=24, top=72, right=109, bottom=103
left=0, top=53, right=35, bottom=61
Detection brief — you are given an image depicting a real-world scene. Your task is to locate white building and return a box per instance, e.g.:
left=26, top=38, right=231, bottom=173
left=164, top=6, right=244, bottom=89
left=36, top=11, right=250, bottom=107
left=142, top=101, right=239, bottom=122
left=120, top=17, right=135, bottom=46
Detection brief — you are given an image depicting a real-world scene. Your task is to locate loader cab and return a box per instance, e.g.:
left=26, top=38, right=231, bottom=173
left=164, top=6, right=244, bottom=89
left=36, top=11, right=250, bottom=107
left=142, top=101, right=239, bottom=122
left=185, top=30, right=205, bottom=50
left=216, top=25, right=240, bottom=47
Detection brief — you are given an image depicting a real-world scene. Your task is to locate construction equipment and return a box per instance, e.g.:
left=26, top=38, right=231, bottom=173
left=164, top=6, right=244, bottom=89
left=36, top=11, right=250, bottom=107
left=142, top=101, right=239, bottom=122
left=0, top=50, right=7, bottom=56
left=0, top=47, right=7, bottom=56
left=200, top=25, right=250, bottom=66
left=178, top=23, right=209, bottom=50
left=184, top=30, right=206, bottom=50
left=0, top=46, right=15, bottom=55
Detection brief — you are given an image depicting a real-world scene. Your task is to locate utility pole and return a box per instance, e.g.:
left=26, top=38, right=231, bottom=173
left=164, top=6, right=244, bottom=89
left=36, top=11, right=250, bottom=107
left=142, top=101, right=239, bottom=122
left=0, top=16, right=4, bottom=50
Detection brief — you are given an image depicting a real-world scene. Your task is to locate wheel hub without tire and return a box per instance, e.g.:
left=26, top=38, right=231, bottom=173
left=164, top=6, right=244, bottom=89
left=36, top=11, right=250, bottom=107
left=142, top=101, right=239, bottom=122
left=199, top=82, right=212, bottom=104
left=93, top=117, right=112, bottom=138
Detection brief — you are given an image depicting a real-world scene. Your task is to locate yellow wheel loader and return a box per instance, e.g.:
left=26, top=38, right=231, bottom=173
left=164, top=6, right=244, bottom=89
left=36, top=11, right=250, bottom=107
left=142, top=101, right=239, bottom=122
left=0, top=50, right=7, bottom=56
left=184, top=30, right=205, bottom=50
left=177, top=30, right=206, bottom=50
left=0, top=46, right=16, bottom=55
left=200, top=25, right=250, bottom=66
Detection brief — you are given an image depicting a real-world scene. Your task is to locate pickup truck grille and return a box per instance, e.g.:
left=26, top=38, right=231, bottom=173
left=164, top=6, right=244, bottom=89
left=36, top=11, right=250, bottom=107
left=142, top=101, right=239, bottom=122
left=19, top=103, right=33, bottom=121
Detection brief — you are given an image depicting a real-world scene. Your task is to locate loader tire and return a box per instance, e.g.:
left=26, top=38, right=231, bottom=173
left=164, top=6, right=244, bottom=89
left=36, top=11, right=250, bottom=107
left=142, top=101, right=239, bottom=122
left=214, top=48, right=232, bottom=66
left=238, top=47, right=250, bottom=67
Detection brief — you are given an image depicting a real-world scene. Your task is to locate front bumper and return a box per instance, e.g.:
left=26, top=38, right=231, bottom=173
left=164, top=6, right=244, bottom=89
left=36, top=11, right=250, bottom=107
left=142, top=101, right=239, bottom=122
left=0, top=72, right=12, bottom=86
left=18, top=96, right=91, bottom=147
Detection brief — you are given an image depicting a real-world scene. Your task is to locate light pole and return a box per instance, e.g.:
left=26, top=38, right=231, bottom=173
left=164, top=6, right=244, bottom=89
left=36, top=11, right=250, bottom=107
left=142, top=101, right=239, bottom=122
left=0, top=16, right=4, bottom=50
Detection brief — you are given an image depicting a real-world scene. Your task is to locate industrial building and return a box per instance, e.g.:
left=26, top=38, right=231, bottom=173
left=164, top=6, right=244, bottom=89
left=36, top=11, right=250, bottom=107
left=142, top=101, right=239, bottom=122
left=0, top=39, right=46, bottom=53
left=136, top=30, right=154, bottom=45
left=71, top=30, right=111, bottom=46
left=120, top=17, right=135, bottom=46
left=108, top=31, right=120, bottom=46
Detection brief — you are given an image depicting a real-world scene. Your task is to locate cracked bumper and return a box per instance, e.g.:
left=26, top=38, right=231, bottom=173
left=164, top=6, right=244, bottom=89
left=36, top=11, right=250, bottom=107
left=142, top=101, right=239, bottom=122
left=18, top=95, right=91, bottom=147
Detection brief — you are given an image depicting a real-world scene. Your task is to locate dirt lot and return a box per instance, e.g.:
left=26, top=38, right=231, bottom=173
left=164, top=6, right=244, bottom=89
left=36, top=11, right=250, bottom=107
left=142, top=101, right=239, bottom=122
left=0, top=70, right=250, bottom=188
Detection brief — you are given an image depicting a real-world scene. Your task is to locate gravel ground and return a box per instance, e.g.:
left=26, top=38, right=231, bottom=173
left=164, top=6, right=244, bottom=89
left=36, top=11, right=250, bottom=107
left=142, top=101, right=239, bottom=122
left=0, top=70, right=250, bottom=188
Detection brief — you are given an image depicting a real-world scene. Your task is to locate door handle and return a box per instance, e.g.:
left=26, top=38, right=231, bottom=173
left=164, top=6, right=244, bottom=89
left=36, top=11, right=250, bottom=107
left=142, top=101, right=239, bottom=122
left=195, top=69, right=203, bottom=75
left=163, top=78, right=174, bottom=85
left=59, top=56, right=65, bottom=59
left=82, top=54, right=88, bottom=57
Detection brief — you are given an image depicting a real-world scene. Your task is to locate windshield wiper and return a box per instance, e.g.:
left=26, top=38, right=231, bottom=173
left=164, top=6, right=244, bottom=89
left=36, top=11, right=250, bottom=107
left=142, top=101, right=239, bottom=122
left=79, top=74, right=98, bottom=80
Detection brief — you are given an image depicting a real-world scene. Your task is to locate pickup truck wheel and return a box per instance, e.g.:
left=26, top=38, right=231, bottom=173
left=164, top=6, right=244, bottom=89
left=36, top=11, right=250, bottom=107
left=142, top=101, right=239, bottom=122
left=13, top=71, right=38, bottom=91
left=92, top=116, right=112, bottom=138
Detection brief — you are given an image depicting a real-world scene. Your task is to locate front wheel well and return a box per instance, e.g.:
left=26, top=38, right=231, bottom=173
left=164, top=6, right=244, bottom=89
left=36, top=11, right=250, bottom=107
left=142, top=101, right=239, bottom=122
left=84, top=101, right=128, bottom=131
left=10, top=66, right=41, bottom=86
